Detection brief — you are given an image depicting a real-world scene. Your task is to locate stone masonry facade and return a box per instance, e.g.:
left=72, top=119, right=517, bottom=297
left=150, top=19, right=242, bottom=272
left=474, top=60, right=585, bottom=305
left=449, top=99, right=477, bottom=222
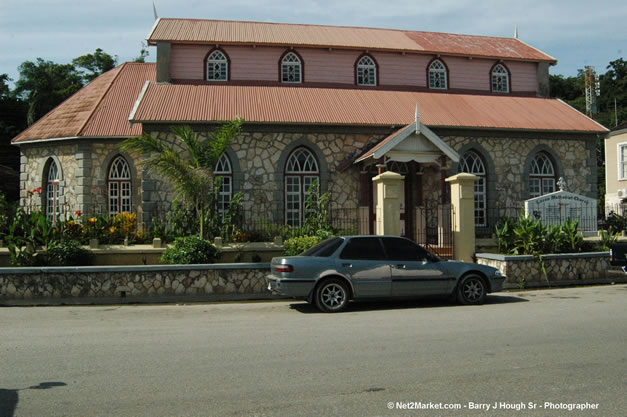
left=18, top=126, right=597, bottom=233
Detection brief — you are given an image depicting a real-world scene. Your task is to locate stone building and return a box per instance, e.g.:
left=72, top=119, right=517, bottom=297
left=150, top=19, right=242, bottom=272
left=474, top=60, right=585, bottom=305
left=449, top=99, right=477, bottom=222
left=12, top=18, right=607, bottom=239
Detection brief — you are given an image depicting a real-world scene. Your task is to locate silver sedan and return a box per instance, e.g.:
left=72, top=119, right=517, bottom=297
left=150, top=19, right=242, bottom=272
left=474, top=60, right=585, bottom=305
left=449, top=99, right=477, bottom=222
left=267, top=236, right=505, bottom=312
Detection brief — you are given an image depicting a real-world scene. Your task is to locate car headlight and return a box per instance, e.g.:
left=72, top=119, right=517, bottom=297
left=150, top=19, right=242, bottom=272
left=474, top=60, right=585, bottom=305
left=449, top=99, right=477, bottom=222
left=493, top=270, right=503, bottom=277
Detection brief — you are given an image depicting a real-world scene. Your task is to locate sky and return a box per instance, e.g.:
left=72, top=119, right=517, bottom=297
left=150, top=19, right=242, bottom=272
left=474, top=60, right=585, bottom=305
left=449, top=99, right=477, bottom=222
left=1, top=0, right=626, bottom=86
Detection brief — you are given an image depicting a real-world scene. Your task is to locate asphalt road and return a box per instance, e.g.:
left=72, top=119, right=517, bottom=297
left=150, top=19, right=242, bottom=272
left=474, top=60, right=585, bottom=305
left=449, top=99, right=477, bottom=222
left=1, top=285, right=625, bottom=417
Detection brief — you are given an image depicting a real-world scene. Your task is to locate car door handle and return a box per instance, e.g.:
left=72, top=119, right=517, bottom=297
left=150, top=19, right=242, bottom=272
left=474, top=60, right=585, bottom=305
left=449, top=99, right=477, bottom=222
left=342, top=263, right=352, bottom=268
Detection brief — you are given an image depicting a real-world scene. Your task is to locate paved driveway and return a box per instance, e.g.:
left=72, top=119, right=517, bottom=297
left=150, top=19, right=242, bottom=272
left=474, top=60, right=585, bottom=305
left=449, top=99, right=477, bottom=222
left=1, top=285, right=625, bottom=416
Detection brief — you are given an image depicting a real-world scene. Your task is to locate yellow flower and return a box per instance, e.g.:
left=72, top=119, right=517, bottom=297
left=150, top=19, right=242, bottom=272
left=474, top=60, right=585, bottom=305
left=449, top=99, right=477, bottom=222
left=109, top=226, right=116, bottom=234
left=88, top=217, right=97, bottom=224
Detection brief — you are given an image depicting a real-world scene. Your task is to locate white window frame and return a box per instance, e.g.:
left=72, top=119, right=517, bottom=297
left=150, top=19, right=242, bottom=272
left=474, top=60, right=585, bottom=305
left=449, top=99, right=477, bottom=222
left=428, top=59, right=447, bottom=89
left=491, top=63, right=510, bottom=93
left=281, top=52, right=302, bottom=83
left=458, top=151, right=487, bottom=227
left=284, top=148, right=319, bottom=227
left=529, top=152, right=556, bottom=198
left=108, top=156, right=132, bottom=217
left=46, top=160, right=61, bottom=222
left=356, top=55, right=377, bottom=86
left=206, top=50, right=228, bottom=82
left=618, top=142, right=627, bottom=180
left=215, top=153, right=233, bottom=218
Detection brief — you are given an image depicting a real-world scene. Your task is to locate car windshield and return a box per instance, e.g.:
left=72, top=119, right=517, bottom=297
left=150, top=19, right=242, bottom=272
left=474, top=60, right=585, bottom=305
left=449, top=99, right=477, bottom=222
left=301, top=237, right=344, bottom=257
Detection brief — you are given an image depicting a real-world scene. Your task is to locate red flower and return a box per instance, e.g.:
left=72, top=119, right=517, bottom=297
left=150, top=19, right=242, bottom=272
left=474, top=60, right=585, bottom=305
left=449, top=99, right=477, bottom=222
left=75, top=210, right=82, bottom=217
left=35, top=186, right=42, bottom=193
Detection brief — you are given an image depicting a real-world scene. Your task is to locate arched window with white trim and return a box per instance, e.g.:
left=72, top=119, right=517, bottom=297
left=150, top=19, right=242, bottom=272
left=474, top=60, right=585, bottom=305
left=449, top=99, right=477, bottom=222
left=45, top=159, right=61, bottom=221
left=491, top=63, right=510, bottom=93
left=529, top=152, right=556, bottom=197
left=281, top=52, right=302, bottom=83
left=215, top=153, right=233, bottom=218
left=356, top=55, right=377, bottom=86
left=428, top=59, right=447, bottom=89
left=206, top=49, right=228, bottom=81
left=458, top=151, right=487, bottom=227
left=108, top=156, right=132, bottom=216
left=285, top=147, right=319, bottom=227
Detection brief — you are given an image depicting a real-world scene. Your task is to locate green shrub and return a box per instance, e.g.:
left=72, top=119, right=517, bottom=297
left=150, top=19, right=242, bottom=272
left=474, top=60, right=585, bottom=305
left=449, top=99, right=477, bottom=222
left=283, top=235, right=323, bottom=256
left=47, top=240, right=92, bottom=266
left=599, top=230, right=618, bottom=250
left=606, top=211, right=627, bottom=234
left=494, top=215, right=584, bottom=255
left=161, top=236, right=219, bottom=264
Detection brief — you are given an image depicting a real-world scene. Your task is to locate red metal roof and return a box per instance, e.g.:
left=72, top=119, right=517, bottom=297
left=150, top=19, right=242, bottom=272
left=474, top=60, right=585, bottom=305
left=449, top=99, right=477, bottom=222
left=148, top=18, right=556, bottom=63
left=12, top=63, right=156, bottom=143
left=130, top=83, right=607, bottom=133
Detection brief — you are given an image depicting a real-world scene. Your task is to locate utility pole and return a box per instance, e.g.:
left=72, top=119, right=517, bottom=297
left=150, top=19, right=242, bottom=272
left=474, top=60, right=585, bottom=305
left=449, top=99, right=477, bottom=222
left=584, top=66, right=600, bottom=117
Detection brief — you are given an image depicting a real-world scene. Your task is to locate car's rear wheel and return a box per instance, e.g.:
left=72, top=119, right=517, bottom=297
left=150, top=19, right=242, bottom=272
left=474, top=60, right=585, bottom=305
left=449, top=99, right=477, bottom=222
left=457, top=274, right=487, bottom=305
left=315, top=278, right=349, bottom=313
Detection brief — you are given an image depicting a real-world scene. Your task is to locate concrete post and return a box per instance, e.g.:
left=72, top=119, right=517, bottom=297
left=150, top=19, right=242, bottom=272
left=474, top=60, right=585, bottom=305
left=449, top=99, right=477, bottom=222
left=445, top=173, right=477, bottom=262
left=372, top=171, right=405, bottom=236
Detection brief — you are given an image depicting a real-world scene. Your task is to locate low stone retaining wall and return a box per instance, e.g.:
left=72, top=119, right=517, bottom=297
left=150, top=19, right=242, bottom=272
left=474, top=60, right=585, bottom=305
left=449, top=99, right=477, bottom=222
left=0, top=263, right=276, bottom=305
left=476, top=252, right=621, bottom=289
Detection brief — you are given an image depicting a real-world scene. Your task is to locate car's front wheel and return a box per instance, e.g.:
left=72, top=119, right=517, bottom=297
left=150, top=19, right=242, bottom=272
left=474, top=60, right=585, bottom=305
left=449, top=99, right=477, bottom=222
left=315, top=278, right=350, bottom=313
left=457, top=274, right=487, bottom=305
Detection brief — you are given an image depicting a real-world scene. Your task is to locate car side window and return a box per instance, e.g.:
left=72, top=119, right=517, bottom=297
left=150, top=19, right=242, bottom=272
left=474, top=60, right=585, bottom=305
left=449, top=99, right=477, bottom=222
left=382, top=238, right=430, bottom=262
left=339, top=237, right=387, bottom=260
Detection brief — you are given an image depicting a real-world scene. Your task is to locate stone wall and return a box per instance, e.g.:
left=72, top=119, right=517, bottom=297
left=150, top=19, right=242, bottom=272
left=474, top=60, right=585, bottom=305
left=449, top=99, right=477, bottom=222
left=17, top=127, right=598, bottom=236
left=476, top=252, right=612, bottom=289
left=20, top=142, right=79, bottom=211
left=444, top=133, right=597, bottom=207
left=0, top=264, right=271, bottom=303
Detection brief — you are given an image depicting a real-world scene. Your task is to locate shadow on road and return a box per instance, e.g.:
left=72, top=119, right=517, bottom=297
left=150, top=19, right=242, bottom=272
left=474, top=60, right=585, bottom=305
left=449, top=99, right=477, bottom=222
left=0, top=382, right=66, bottom=417
left=289, top=293, right=528, bottom=313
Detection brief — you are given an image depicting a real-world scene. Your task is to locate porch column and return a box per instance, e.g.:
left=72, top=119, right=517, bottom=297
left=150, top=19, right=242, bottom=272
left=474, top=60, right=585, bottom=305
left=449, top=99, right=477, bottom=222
left=372, top=171, right=404, bottom=236
left=445, top=173, right=477, bottom=262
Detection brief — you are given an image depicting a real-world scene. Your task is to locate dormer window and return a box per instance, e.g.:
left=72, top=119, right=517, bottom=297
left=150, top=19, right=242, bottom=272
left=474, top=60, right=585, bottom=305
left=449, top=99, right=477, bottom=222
left=206, top=49, right=228, bottom=81
left=281, top=51, right=302, bottom=83
left=428, top=59, right=448, bottom=89
left=356, top=55, right=377, bottom=86
left=491, top=63, right=509, bottom=93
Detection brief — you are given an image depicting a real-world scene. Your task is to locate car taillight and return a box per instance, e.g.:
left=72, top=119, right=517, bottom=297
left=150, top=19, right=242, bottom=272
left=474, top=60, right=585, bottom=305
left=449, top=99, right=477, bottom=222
left=275, top=264, right=294, bottom=273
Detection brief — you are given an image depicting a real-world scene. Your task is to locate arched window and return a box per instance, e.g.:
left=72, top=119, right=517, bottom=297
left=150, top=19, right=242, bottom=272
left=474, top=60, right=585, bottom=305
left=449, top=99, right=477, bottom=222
left=206, top=49, right=228, bottom=81
left=356, top=55, right=377, bottom=86
left=108, top=156, right=132, bottom=216
left=491, top=63, right=510, bottom=93
left=428, top=59, right=447, bottom=89
left=458, top=151, right=487, bottom=227
left=281, top=51, right=302, bottom=83
left=215, top=153, right=233, bottom=218
left=45, top=159, right=61, bottom=221
left=529, top=152, right=556, bottom=197
left=285, top=147, right=319, bottom=227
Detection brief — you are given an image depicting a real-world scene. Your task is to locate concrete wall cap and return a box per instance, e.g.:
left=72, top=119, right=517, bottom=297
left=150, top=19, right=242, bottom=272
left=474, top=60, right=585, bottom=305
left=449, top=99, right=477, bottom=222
left=445, top=173, right=478, bottom=183
left=0, top=263, right=271, bottom=275
left=372, top=171, right=405, bottom=181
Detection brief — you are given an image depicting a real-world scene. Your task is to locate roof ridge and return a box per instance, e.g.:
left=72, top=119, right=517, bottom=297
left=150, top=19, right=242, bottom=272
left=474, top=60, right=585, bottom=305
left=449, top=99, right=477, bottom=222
left=77, top=64, right=125, bottom=136
left=158, top=17, right=524, bottom=41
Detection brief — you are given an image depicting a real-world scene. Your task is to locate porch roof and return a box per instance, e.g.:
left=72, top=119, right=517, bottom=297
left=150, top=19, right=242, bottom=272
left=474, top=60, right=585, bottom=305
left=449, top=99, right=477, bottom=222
left=354, top=118, right=460, bottom=164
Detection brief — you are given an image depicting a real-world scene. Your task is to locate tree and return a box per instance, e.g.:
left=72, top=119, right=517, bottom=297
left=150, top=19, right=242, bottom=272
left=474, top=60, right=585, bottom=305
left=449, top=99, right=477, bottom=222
left=72, top=48, right=117, bottom=83
left=120, top=119, right=243, bottom=239
left=134, top=42, right=150, bottom=63
left=14, top=58, right=83, bottom=125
